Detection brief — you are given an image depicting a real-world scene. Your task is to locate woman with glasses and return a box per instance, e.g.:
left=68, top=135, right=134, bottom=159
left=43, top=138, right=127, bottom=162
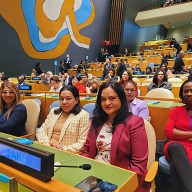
left=147, top=69, right=172, bottom=92
left=119, top=70, right=132, bottom=87
left=0, top=82, right=27, bottom=136
left=36, top=85, right=90, bottom=153
left=124, top=80, right=149, bottom=120
left=81, top=81, right=149, bottom=192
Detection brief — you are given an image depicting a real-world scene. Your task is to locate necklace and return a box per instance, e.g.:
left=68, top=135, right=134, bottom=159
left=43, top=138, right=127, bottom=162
left=106, top=119, right=113, bottom=128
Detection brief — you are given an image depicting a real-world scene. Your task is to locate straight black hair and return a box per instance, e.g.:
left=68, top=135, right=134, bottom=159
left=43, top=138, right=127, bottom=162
left=54, top=85, right=82, bottom=115
left=92, top=81, right=131, bottom=133
left=153, top=69, right=168, bottom=85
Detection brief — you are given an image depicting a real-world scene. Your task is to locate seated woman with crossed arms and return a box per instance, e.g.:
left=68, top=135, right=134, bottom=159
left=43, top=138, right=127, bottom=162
left=36, top=85, right=90, bottom=153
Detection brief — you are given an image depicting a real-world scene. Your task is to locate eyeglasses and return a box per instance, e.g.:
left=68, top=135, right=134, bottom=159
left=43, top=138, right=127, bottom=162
left=157, top=73, right=164, bottom=76
left=1, top=91, right=15, bottom=95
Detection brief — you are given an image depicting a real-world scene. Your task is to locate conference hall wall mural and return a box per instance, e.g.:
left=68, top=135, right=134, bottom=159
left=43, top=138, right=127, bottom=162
left=0, top=0, right=95, bottom=59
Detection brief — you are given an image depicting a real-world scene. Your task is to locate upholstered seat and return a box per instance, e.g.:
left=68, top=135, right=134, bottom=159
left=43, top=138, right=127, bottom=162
left=21, top=99, right=40, bottom=140
left=146, top=88, right=174, bottom=99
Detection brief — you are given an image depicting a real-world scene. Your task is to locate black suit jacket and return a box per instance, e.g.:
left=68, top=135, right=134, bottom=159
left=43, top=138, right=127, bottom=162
left=102, top=63, right=115, bottom=77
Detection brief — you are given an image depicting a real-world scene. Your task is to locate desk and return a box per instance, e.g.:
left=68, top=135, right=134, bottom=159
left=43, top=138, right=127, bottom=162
left=145, top=100, right=183, bottom=140
left=0, top=133, right=138, bottom=192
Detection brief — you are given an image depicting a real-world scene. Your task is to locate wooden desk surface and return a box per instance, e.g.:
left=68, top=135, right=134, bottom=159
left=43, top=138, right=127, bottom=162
left=0, top=133, right=138, bottom=192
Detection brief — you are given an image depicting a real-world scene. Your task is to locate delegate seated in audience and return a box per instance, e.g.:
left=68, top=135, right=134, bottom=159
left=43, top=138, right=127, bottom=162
left=74, top=75, right=90, bottom=93
left=102, top=58, right=115, bottom=78
left=89, top=78, right=101, bottom=93
left=163, top=79, right=192, bottom=192
left=81, top=73, right=91, bottom=88
left=31, top=72, right=36, bottom=77
left=1, top=75, right=9, bottom=82
left=159, top=63, right=173, bottom=78
left=145, top=66, right=153, bottom=75
left=62, top=70, right=73, bottom=86
left=81, top=81, right=149, bottom=192
left=119, top=70, right=132, bottom=87
left=133, top=64, right=142, bottom=74
left=116, top=58, right=127, bottom=77
left=16, top=75, right=28, bottom=87
left=174, top=51, right=188, bottom=74
left=104, top=68, right=118, bottom=81
left=35, top=62, right=44, bottom=75
left=31, top=68, right=37, bottom=76
left=44, top=71, right=53, bottom=84
left=0, top=72, right=4, bottom=82
left=0, top=82, right=27, bottom=136
left=124, top=80, right=149, bottom=120
left=148, top=69, right=172, bottom=92
left=36, top=86, right=90, bottom=153
left=49, top=75, right=62, bottom=92
left=78, top=60, right=90, bottom=71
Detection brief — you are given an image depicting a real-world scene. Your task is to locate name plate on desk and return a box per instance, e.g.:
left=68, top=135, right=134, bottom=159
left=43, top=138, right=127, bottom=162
left=0, top=137, right=54, bottom=182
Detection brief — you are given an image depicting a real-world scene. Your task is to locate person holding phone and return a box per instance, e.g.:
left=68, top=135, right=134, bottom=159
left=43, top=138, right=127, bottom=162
left=81, top=81, right=149, bottom=192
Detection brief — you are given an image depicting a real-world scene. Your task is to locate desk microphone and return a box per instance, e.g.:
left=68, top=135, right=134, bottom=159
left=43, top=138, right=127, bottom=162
left=54, top=164, right=91, bottom=170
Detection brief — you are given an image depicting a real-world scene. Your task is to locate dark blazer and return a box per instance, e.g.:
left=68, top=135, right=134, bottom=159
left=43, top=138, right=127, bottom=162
left=174, top=57, right=185, bottom=73
left=64, top=57, right=72, bottom=69
left=0, top=104, right=27, bottom=136
left=102, top=63, right=115, bottom=78
left=81, top=115, right=149, bottom=192
left=116, top=63, right=127, bottom=76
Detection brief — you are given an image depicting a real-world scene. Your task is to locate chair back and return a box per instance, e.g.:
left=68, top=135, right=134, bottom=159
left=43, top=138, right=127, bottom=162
left=33, top=99, right=41, bottom=106
left=148, top=62, right=154, bottom=69
left=168, top=77, right=182, bottom=83
left=146, top=88, right=174, bottom=99
left=83, top=103, right=96, bottom=118
left=143, top=119, right=156, bottom=170
left=168, top=77, right=183, bottom=87
left=142, top=78, right=152, bottom=86
left=21, top=99, right=40, bottom=140
left=50, top=100, right=60, bottom=111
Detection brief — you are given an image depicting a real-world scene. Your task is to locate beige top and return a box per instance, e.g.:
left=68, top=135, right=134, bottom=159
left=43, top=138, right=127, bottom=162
left=50, top=113, right=69, bottom=142
left=36, top=108, right=90, bottom=153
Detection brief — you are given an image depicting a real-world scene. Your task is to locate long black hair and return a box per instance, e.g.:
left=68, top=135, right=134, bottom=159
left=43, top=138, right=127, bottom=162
left=92, top=81, right=131, bottom=133
left=179, top=79, right=192, bottom=101
left=54, top=85, right=82, bottom=115
left=153, top=69, right=168, bottom=85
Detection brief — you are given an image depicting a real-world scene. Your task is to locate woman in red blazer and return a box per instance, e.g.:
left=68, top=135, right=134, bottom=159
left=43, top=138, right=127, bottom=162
left=81, top=81, right=149, bottom=192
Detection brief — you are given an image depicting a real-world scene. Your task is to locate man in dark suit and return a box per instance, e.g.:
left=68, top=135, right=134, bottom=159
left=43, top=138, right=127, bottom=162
left=16, top=75, right=28, bottom=87
left=116, top=58, right=127, bottom=77
left=77, top=60, right=90, bottom=72
left=102, top=58, right=115, bottom=78
left=174, top=51, right=188, bottom=74
left=63, top=70, right=73, bottom=86
left=64, top=54, right=72, bottom=69
left=59, top=60, right=65, bottom=75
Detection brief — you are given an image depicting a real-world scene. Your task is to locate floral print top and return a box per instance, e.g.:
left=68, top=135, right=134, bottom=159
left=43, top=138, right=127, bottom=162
left=94, top=124, right=112, bottom=164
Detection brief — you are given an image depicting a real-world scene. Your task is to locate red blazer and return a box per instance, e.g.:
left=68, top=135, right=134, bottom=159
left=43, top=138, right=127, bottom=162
left=81, top=114, right=149, bottom=192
